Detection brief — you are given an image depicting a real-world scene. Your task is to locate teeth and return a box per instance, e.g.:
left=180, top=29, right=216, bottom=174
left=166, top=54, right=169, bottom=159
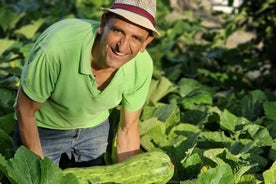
left=115, top=51, right=126, bottom=56
left=112, top=47, right=128, bottom=56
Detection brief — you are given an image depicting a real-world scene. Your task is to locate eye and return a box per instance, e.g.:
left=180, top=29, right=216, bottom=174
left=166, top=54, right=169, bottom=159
left=112, top=28, right=122, bottom=36
left=132, top=36, right=143, bottom=43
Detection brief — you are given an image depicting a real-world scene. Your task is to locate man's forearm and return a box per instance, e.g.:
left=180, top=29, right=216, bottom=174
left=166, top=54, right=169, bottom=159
left=116, top=126, right=140, bottom=162
left=17, top=116, right=44, bottom=158
left=15, top=87, right=44, bottom=158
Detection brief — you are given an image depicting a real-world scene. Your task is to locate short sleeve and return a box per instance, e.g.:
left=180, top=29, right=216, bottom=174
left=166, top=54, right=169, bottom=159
left=20, top=47, right=60, bottom=103
left=122, top=52, right=153, bottom=111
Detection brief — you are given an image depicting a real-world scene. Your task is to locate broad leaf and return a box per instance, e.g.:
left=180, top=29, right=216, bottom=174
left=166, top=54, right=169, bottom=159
left=268, top=141, right=276, bottom=160
left=263, top=101, right=276, bottom=121
left=203, top=148, right=238, bottom=166
left=0, top=7, right=24, bottom=32
left=146, top=76, right=176, bottom=105
left=0, top=146, right=78, bottom=184
left=139, top=117, right=163, bottom=136
left=182, top=152, right=202, bottom=178
left=220, top=109, right=250, bottom=133
left=0, top=39, right=15, bottom=55
left=178, top=78, right=213, bottom=109
left=14, top=19, right=44, bottom=39
left=0, top=113, right=17, bottom=134
left=197, top=164, right=235, bottom=184
left=242, top=124, right=273, bottom=146
left=240, top=90, right=267, bottom=121
left=200, top=131, right=234, bottom=148
left=40, top=157, right=63, bottom=184
left=0, top=129, right=13, bottom=159
left=182, top=109, right=210, bottom=126
left=263, top=161, right=276, bottom=184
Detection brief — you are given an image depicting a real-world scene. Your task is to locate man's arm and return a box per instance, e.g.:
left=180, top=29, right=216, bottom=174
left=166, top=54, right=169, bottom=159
left=14, top=87, right=44, bottom=158
left=116, top=105, right=141, bottom=162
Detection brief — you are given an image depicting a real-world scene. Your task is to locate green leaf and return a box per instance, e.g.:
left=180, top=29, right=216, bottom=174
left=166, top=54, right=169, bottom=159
left=0, top=153, right=16, bottom=184
left=139, top=117, right=163, bottom=136
left=240, top=90, right=267, bottom=121
left=263, top=161, right=276, bottom=184
left=182, top=152, right=202, bottom=178
left=0, top=6, right=24, bottom=32
left=182, top=110, right=210, bottom=126
left=0, top=39, right=15, bottom=55
left=146, top=76, right=176, bottom=105
left=178, top=78, right=213, bottom=109
left=0, top=88, right=16, bottom=110
left=263, top=101, right=276, bottom=121
left=59, top=173, right=79, bottom=184
left=203, top=148, right=237, bottom=166
left=14, top=19, right=44, bottom=39
left=229, top=140, right=256, bottom=156
left=152, top=103, right=180, bottom=124
left=197, top=164, right=235, bottom=184
left=173, top=132, right=200, bottom=162
left=0, top=146, right=77, bottom=184
left=0, top=113, right=17, bottom=134
left=242, top=124, right=273, bottom=146
left=9, top=147, right=42, bottom=184
left=268, top=141, right=276, bottom=160
left=142, top=123, right=169, bottom=147
left=200, top=131, right=234, bottom=148
left=235, top=174, right=258, bottom=184
left=140, top=103, right=180, bottom=135
left=220, top=109, right=250, bottom=133
left=168, top=123, right=200, bottom=140
left=40, top=157, right=64, bottom=184
left=0, top=129, right=13, bottom=159
left=140, top=135, right=162, bottom=151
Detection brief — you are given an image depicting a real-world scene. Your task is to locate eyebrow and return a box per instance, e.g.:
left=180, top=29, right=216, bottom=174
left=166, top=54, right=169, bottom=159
left=111, top=24, right=146, bottom=42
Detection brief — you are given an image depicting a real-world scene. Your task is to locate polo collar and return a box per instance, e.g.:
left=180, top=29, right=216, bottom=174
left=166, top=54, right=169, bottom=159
left=80, top=27, right=98, bottom=75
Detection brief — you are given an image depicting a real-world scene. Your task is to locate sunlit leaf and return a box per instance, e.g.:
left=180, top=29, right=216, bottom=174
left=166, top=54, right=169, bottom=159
left=197, top=164, right=235, bottom=184
left=14, top=19, right=44, bottom=39
left=242, top=124, right=273, bottom=146
left=220, top=109, right=250, bottom=133
left=146, top=76, right=177, bottom=105
left=0, top=39, right=15, bottom=55
left=263, top=161, right=276, bottom=184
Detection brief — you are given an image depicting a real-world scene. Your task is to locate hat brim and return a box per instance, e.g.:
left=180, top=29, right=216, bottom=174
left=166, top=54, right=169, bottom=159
left=101, top=8, right=160, bottom=36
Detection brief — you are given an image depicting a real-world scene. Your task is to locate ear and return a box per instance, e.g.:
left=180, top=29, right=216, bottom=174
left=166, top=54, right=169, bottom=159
left=140, top=35, right=154, bottom=52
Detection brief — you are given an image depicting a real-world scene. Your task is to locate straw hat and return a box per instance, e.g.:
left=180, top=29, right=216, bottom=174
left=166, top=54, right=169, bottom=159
left=101, top=0, right=160, bottom=36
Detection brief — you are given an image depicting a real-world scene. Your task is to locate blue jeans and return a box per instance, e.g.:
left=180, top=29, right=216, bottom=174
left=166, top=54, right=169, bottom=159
left=14, top=119, right=110, bottom=167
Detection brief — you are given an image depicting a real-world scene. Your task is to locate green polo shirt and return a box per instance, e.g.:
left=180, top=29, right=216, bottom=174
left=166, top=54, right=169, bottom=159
left=20, top=18, right=153, bottom=130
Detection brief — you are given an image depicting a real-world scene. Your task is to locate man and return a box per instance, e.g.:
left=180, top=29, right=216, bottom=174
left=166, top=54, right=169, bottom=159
left=13, top=0, right=160, bottom=167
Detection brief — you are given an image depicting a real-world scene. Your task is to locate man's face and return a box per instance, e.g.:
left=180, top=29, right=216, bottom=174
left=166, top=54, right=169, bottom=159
left=97, top=15, right=154, bottom=69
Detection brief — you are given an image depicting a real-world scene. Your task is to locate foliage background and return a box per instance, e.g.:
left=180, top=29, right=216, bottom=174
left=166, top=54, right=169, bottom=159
left=0, top=0, right=276, bottom=183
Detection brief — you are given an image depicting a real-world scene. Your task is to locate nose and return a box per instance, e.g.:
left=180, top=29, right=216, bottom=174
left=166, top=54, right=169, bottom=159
left=116, top=37, right=130, bottom=52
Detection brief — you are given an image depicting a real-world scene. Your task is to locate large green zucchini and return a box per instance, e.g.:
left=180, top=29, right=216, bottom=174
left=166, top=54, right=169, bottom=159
left=63, top=151, right=174, bottom=184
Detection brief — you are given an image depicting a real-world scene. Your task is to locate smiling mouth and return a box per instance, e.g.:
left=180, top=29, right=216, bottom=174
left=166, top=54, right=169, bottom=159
left=111, top=47, right=129, bottom=56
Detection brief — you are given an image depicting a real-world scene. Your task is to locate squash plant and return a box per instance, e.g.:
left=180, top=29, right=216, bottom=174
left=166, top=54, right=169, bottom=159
left=0, top=147, right=174, bottom=184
